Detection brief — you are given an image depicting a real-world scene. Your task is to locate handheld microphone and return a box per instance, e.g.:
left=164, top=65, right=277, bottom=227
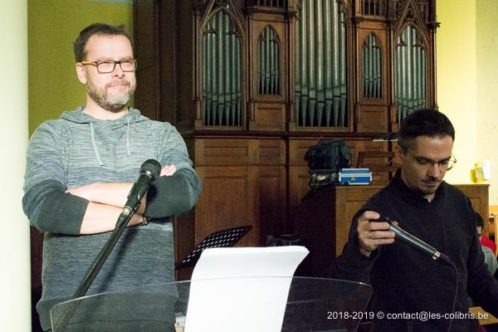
left=122, top=159, right=161, bottom=216
left=379, top=215, right=451, bottom=263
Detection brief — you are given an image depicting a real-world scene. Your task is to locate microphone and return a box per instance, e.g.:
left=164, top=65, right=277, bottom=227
left=121, top=159, right=161, bottom=217
left=379, top=215, right=451, bottom=263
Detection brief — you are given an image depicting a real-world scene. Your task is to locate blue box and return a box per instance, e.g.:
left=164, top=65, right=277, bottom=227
left=338, top=168, right=372, bottom=185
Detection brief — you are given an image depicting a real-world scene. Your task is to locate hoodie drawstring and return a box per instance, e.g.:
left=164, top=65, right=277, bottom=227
left=90, top=122, right=104, bottom=166
left=126, top=117, right=131, bottom=156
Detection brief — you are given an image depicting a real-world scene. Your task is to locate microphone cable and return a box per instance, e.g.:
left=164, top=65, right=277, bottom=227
left=445, top=258, right=458, bottom=332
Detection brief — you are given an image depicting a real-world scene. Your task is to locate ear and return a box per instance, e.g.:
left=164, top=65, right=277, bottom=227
left=393, top=143, right=403, bottom=155
left=75, top=63, right=87, bottom=84
left=394, top=143, right=405, bottom=160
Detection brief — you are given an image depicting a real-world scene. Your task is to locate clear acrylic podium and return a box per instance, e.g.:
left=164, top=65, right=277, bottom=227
left=50, top=277, right=372, bottom=332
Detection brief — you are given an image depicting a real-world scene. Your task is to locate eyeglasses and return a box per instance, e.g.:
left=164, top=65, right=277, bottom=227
left=80, top=59, right=137, bottom=74
left=407, top=151, right=457, bottom=171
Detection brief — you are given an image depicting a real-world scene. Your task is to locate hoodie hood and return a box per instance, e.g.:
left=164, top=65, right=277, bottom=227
left=60, top=106, right=148, bottom=126
left=60, top=107, right=149, bottom=166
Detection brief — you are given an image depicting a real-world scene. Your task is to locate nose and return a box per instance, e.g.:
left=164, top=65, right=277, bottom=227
left=427, top=162, right=443, bottom=178
left=112, top=63, right=125, bottom=77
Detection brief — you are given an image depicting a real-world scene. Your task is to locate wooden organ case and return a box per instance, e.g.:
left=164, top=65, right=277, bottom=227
left=134, top=0, right=439, bottom=274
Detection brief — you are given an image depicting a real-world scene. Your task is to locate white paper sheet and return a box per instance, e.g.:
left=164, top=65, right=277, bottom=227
left=183, top=246, right=309, bottom=332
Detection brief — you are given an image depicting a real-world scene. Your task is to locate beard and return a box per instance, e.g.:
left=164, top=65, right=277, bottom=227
left=86, top=78, right=136, bottom=113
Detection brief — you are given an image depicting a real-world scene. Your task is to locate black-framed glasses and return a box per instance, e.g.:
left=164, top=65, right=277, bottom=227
left=80, top=59, right=137, bottom=74
left=408, top=151, right=457, bottom=171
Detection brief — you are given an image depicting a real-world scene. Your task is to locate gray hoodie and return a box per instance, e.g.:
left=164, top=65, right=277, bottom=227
left=23, top=107, right=201, bottom=330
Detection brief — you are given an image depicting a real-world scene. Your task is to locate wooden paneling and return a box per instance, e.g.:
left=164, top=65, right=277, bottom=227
left=181, top=137, right=286, bottom=269
left=250, top=103, right=286, bottom=131
left=288, top=165, right=311, bottom=211
left=257, top=165, right=287, bottom=241
left=195, top=139, right=255, bottom=165
left=356, top=105, right=389, bottom=132
left=195, top=165, right=258, bottom=245
left=459, top=184, right=490, bottom=219
left=258, top=139, right=285, bottom=164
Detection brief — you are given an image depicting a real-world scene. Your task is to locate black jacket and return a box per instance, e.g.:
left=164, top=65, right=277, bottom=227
left=332, top=171, right=498, bottom=331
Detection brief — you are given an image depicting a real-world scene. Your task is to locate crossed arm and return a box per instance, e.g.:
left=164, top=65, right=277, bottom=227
left=67, top=165, right=177, bottom=234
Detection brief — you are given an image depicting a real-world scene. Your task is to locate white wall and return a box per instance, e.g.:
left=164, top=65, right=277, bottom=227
left=0, top=1, right=31, bottom=330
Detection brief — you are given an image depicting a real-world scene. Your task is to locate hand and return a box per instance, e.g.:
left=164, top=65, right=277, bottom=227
left=161, top=165, right=177, bottom=176
left=356, top=210, right=395, bottom=257
left=128, top=213, right=148, bottom=227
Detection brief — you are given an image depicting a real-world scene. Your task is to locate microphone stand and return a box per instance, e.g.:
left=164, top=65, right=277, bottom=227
left=72, top=205, right=139, bottom=298
left=53, top=159, right=161, bottom=331
left=53, top=205, right=141, bottom=331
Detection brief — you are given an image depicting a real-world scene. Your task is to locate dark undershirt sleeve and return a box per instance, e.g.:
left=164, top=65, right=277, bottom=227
left=22, top=179, right=89, bottom=235
left=144, top=168, right=201, bottom=219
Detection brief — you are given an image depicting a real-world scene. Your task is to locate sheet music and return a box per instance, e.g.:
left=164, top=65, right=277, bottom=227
left=183, top=246, right=309, bottom=332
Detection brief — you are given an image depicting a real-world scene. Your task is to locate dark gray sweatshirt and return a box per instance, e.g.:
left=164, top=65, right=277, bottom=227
left=23, top=107, right=201, bottom=330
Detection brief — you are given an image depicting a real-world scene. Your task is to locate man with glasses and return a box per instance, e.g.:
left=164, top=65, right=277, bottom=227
left=333, top=109, right=498, bottom=331
left=23, top=23, right=201, bottom=330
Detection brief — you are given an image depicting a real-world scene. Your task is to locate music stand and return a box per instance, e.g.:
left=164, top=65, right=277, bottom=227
left=176, top=225, right=252, bottom=270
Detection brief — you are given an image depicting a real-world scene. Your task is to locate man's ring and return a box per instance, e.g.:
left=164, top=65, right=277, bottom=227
left=368, top=231, right=374, bottom=239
